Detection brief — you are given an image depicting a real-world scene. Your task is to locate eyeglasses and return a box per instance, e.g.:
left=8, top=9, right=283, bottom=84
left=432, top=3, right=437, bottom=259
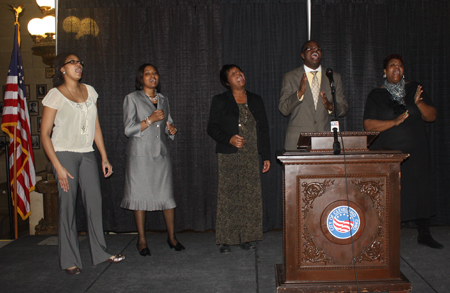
left=303, top=46, right=322, bottom=52
left=63, top=60, right=84, bottom=66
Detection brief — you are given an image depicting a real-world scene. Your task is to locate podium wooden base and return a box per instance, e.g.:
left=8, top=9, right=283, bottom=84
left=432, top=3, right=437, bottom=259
left=277, top=146, right=411, bottom=293
left=275, top=264, right=412, bottom=293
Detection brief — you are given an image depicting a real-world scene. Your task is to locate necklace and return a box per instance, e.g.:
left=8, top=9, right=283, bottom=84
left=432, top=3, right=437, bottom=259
left=64, top=83, right=89, bottom=135
left=238, top=103, right=250, bottom=127
left=237, top=92, right=249, bottom=127
left=146, top=93, right=158, bottom=102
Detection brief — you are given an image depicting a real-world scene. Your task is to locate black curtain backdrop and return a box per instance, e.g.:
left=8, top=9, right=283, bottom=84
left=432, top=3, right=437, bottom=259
left=56, top=0, right=450, bottom=232
left=311, top=0, right=450, bottom=225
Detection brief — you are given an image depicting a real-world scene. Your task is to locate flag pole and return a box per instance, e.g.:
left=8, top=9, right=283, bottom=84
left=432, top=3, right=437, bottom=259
left=13, top=126, right=18, bottom=239
left=12, top=7, right=19, bottom=240
left=10, top=6, right=23, bottom=239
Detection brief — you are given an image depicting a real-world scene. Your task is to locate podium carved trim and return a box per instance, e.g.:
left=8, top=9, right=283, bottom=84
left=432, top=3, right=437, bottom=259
left=296, top=174, right=390, bottom=271
left=302, top=225, right=334, bottom=265
left=355, top=226, right=384, bottom=264
left=351, top=175, right=390, bottom=267
left=300, top=179, right=334, bottom=219
left=352, top=178, right=385, bottom=221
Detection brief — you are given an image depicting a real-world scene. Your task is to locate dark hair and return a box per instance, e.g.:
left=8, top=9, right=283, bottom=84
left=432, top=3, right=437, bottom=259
left=383, top=54, right=403, bottom=69
left=219, top=64, right=243, bottom=89
left=301, top=40, right=320, bottom=53
left=53, top=52, right=77, bottom=87
left=135, top=63, right=161, bottom=92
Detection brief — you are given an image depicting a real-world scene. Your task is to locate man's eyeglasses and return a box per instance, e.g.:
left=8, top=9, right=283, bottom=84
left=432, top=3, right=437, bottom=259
left=303, top=46, right=322, bottom=52
left=63, top=60, right=84, bottom=66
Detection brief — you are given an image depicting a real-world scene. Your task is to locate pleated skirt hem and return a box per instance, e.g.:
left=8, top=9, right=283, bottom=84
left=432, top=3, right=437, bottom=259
left=120, top=198, right=176, bottom=211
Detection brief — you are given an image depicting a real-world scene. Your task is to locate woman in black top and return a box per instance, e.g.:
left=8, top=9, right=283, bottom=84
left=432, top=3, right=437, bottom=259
left=363, top=54, right=441, bottom=249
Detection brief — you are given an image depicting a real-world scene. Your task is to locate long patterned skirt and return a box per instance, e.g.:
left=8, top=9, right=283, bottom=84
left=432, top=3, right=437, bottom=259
left=215, top=104, right=262, bottom=245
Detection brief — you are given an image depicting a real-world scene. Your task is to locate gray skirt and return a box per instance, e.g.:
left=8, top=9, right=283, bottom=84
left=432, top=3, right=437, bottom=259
left=121, top=154, right=176, bottom=211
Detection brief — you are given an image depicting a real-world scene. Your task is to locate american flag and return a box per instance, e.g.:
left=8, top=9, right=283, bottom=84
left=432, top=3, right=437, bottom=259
left=333, top=217, right=354, bottom=233
left=1, top=23, right=36, bottom=220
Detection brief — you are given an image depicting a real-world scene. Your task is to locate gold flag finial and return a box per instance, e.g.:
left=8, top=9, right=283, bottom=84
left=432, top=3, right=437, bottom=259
left=9, top=4, right=24, bottom=46
left=10, top=4, right=25, bottom=23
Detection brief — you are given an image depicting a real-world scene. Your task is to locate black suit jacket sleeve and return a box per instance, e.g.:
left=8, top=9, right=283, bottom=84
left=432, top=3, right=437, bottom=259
left=207, top=91, right=271, bottom=161
left=206, top=92, right=237, bottom=151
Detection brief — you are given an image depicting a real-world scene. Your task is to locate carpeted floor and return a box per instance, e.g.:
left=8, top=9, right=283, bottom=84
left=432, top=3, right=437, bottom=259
left=0, top=227, right=448, bottom=293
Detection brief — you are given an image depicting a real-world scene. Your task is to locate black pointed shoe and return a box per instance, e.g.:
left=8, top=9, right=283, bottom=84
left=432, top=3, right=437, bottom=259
left=219, top=244, right=231, bottom=254
left=167, top=238, right=185, bottom=251
left=137, top=244, right=151, bottom=256
left=239, top=242, right=255, bottom=251
left=418, top=235, right=444, bottom=249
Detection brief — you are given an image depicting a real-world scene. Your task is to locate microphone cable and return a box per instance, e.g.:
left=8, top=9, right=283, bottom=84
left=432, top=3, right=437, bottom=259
left=328, top=68, right=359, bottom=291
left=339, top=130, right=361, bottom=292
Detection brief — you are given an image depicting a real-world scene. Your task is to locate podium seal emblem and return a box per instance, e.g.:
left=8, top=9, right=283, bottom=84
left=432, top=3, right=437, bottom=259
left=326, top=206, right=360, bottom=240
left=321, top=200, right=365, bottom=244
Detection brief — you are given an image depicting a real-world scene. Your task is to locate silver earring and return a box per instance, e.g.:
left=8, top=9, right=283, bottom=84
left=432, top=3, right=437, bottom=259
left=63, top=71, right=66, bottom=74
left=383, top=74, right=386, bottom=78
left=403, top=75, right=405, bottom=79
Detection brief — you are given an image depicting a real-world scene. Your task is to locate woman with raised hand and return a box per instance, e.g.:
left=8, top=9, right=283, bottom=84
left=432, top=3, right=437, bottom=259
left=207, top=64, right=271, bottom=253
left=363, top=54, right=441, bottom=249
left=121, top=64, right=184, bottom=256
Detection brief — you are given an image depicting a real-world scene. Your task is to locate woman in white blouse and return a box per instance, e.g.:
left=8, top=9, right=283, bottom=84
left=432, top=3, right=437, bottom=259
left=40, top=53, right=125, bottom=275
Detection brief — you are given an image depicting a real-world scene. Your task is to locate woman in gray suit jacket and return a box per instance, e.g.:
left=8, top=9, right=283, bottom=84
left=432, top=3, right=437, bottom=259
left=121, top=64, right=185, bottom=256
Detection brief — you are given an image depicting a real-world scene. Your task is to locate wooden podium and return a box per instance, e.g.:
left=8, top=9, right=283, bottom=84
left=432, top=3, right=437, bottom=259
left=276, top=132, right=412, bottom=293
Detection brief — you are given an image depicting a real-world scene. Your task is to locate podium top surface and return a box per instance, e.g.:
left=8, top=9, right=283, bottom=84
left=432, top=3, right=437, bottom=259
left=277, top=149, right=409, bottom=163
left=297, top=131, right=379, bottom=151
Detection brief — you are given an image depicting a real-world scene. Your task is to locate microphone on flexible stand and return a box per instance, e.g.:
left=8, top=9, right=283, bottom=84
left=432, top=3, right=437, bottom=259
left=326, top=68, right=341, bottom=155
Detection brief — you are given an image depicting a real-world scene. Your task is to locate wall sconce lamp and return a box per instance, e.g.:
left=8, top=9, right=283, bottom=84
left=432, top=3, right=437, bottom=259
left=27, top=0, right=56, bottom=67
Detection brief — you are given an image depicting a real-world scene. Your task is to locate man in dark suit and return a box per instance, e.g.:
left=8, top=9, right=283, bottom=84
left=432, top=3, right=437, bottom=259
left=279, top=40, right=349, bottom=150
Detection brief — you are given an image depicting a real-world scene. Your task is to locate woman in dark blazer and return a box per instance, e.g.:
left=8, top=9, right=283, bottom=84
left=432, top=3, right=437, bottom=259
left=207, top=64, right=271, bottom=254
left=121, top=64, right=185, bottom=256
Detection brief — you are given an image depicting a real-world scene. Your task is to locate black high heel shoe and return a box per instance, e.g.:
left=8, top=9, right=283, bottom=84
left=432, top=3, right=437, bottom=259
left=167, top=238, right=185, bottom=251
left=137, top=243, right=151, bottom=256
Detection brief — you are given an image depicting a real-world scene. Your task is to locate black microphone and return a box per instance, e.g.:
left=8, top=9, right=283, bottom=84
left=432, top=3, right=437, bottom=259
left=326, top=68, right=335, bottom=89
left=333, top=128, right=341, bottom=155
